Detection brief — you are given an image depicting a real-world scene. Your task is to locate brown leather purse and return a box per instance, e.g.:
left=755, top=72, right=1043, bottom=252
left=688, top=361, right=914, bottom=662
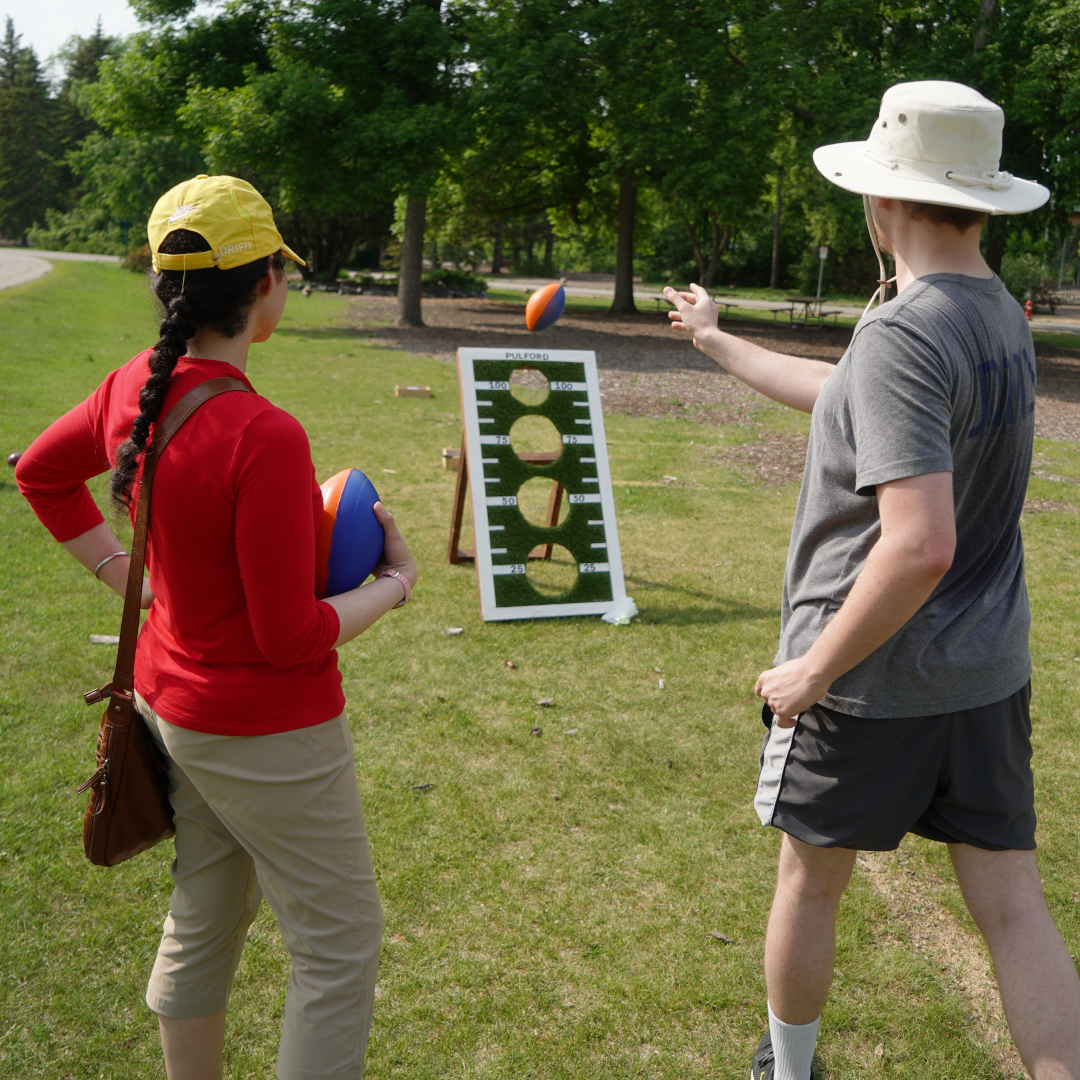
left=78, top=377, right=249, bottom=866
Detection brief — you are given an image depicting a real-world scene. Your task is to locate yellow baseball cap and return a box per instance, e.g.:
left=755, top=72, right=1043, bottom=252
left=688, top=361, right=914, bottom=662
left=148, top=174, right=306, bottom=272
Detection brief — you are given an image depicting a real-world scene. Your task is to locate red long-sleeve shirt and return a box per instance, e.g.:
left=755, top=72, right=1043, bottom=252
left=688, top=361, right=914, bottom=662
left=16, top=350, right=344, bottom=735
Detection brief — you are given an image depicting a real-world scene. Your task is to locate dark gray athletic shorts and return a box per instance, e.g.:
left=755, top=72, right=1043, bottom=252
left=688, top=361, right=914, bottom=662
left=754, top=682, right=1035, bottom=851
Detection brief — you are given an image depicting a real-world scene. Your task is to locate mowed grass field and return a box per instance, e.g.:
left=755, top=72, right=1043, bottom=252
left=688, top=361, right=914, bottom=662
left=2, top=260, right=1079, bottom=1079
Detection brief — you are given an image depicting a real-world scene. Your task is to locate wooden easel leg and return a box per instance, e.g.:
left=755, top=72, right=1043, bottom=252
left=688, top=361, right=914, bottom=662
left=541, top=480, right=564, bottom=560
left=447, top=436, right=470, bottom=563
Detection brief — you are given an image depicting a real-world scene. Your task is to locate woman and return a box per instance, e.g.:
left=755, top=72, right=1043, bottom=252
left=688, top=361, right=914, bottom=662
left=16, top=174, right=415, bottom=1080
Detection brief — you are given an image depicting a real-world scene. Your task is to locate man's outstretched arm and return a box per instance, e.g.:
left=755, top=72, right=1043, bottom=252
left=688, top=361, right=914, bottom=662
left=664, top=284, right=836, bottom=413
left=756, top=470, right=956, bottom=724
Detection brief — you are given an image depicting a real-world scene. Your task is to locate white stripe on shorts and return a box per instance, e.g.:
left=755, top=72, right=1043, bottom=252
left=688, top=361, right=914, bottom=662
left=754, top=717, right=798, bottom=826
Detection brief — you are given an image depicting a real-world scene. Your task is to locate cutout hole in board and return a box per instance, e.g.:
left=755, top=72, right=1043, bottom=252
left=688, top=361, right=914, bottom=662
left=510, top=414, right=562, bottom=458
left=526, top=546, right=578, bottom=596
left=509, top=367, right=549, bottom=406
left=516, top=477, right=569, bottom=527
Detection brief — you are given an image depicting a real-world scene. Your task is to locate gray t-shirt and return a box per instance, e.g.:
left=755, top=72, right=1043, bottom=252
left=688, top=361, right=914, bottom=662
left=778, top=273, right=1034, bottom=717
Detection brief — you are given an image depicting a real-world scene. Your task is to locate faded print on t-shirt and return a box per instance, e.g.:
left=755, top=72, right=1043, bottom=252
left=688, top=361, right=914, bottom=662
left=777, top=273, right=1034, bottom=718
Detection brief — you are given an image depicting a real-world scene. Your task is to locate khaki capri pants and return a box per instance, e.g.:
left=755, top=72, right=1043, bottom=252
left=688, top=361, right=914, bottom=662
left=137, top=694, right=382, bottom=1080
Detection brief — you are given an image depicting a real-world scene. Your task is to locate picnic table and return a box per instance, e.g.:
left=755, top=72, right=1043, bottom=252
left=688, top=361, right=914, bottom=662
left=787, top=295, right=843, bottom=328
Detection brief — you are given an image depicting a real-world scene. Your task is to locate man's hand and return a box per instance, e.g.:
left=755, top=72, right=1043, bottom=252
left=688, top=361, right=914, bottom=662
left=755, top=472, right=956, bottom=730
left=755, top=657, right=831, bottom=728
left=664, top=284, right=720, bottom=352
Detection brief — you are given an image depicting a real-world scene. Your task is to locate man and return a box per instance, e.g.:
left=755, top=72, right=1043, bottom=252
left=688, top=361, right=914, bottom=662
left=665, top=81, right=1080, bottom=1080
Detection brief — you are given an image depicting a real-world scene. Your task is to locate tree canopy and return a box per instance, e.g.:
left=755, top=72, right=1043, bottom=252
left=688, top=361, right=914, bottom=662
left=7, top=0, right=1080, bottom=309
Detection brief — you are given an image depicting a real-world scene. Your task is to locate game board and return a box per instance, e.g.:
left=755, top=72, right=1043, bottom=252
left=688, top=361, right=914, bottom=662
left=456, top=348, right=628, bottom=621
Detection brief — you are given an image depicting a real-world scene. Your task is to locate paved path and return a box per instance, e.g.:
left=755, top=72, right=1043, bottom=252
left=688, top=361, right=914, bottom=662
left=493, top=276, right=868, bottom=317
left=0, top=247, right=121, bottom=293
left=493, top=275, right=1080, bottom=334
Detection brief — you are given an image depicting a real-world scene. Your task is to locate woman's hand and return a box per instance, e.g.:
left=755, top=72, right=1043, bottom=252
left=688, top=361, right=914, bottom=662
left=371, top=501, right=418, bottom=589
left=664, top=284, right=720, bottom=352
left=326, top=502, right=418, bottom=647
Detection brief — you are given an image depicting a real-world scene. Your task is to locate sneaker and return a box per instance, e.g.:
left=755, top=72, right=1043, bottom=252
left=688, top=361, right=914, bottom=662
left=750, top=1030, right=818, bottom=1080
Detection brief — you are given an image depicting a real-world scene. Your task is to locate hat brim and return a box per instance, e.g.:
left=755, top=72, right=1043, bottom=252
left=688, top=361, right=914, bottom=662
left=281, top=243, right=306, bottom=268
left=814, top=141, right=1050, bottom=215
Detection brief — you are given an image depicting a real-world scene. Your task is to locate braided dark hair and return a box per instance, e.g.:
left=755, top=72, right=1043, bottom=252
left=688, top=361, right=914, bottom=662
left=110, top=229, right=286, bottom=510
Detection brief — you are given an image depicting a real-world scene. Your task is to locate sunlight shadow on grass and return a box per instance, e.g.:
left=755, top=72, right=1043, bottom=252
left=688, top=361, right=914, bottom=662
left=625, top=574, right=777, bottom=623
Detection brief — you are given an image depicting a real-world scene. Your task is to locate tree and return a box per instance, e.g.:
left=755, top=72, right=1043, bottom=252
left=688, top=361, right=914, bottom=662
left=0, top=19, right=56, bottom=242
left=293, top=0, right=473, bottom=324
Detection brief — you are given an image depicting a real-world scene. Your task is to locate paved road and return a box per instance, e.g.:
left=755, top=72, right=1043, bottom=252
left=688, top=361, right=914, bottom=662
left=0, top=247, right=121, bottom=293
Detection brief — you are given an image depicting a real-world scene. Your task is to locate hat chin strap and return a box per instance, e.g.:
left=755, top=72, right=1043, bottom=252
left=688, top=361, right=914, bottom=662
left=862, top=194, right=897, bottom=317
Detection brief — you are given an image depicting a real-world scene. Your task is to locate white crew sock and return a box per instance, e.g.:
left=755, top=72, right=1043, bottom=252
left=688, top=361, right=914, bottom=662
left=768, top=1003, right=820, bottom=1080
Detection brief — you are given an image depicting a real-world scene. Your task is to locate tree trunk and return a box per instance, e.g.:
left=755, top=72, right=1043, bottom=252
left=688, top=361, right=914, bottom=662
left=395, top=195, right=426, bottom=327
left=430, top=238, right=439, bottom=271
left=770, top=172, right=783, bottom=290
left=610, top=171, right=637, bottom=315
left=543, top=219, right=555, bottom=274
left=703, top=216, right=731, bottom=290
left=491, top=219, right=504, bottom=273
left=984, top=214, right=1007, bottom=276
left=973, top=0, right=997, bottom=52
left=684, top=215, right=706, bottom=285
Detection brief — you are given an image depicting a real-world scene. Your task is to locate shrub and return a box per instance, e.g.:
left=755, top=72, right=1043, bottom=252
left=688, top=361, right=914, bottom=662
left=422, top=267, right=487, bottom=293
left=122, top=244, right=153, bottom=273
left=1000, top=252, right=1056, bottom=311
left=26, top=206, right=127, bottom=256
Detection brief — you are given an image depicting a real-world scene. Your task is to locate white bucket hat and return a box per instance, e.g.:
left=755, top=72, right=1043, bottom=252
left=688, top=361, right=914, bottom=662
left=814, top=81, right=1049, bottom=313
left=814, top=81, right=1049, bottom=215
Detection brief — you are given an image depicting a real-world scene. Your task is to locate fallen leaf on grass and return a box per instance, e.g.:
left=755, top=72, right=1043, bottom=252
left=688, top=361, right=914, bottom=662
left=708, top=931, right=734, bottom=943
left=445, top=627, right=464, bottom=636
left=530, top=727, right=543, bottom=736
left=564, top=729, right=577, bottom=736
left=537, top=697, right=555, bottom=707
left=874, top=1044, right=885, bottom=1058
left=658, top=679, right=666, bottom=689
left=505, top=659, right=517, bottom=668
left=89, top=635, right=120, bottom=645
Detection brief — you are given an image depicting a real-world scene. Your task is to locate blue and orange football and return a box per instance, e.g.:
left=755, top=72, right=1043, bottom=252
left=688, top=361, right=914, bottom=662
left=525, top=283, right=565, bottom=331
left=315, top=468, right=385, bottom=599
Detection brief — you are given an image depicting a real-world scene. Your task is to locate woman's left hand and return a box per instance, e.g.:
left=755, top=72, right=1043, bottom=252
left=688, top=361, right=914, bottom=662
left=371, top=502, right=418, bottom=589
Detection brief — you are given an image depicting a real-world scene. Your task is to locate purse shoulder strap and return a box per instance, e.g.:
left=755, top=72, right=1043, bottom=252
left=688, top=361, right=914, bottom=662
left=111, top=376, right=250, bottom=695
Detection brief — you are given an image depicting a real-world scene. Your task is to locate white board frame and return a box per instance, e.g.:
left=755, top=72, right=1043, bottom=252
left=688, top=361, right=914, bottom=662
left=458, top=348, right=627, bottom=621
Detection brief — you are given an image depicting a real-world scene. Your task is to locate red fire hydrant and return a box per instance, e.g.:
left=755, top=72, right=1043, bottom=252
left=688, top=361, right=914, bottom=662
left=1025, top=299, right=1034, bottom=320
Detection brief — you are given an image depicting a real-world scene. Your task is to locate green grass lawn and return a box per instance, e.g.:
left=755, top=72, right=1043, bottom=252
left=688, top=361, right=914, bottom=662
left=2, top=261, right=1079, bottom=1078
